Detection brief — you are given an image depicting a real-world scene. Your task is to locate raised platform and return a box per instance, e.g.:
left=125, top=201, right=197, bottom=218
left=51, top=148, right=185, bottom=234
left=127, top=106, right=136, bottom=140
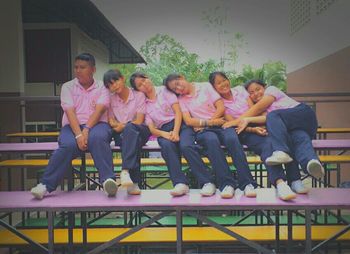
left=0, top=188, right=350, bottom=254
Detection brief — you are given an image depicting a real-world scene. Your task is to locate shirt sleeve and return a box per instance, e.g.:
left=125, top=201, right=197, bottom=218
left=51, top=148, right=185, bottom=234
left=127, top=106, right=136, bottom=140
left=135, top=91, right=146, bottom=114
left=163, top=87, right=178, bottom=106
left=264, top=86, right=284, bottom=100
left=179, top=98, right=189, bottom=113
left=60, top=83, right=74, bottom=111
left=96, top=85, right=111, bottom=108
left=205, top=83, right=221, bottom=103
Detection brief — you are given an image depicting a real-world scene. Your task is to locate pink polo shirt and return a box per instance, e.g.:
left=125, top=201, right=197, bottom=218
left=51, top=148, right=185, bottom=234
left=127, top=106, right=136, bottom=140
left=145, top=86, right=178, bottom=128
left=223, top=86, right=250, bottom=119
left=179, top=82, right=221, bottom=120
left=109, top=88, right=146, bottom=123
left=60, top=78, right=110, bottom=127
left=264, top=86, right=300, bottom=113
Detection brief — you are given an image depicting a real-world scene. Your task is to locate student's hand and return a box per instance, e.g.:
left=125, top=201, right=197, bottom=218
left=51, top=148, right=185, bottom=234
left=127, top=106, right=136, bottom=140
left=235, top=118, right=249, bottom=134
left=222, top=119, right=238, bottom=129
left=76, top=135, right=87, bottom=151
left=113, top=123, right=125, bottom=133
left=253, top=127, right=268, bottom=136
left=160, top=131, right=172, bottom=141
left=193, top=127, right=204, bottom=132
left=169, top=131, right=180, bottom=142
left=209, top=118, right=225, bottom=127
left=82, top=128, right=89, bottom=148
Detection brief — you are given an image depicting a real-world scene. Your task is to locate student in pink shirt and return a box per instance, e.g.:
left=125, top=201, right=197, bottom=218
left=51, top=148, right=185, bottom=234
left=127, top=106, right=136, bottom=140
left=130, top=72, right=214, bottom=197
left=103, top=69, right=151, bottom=195
left=236, top=80, right=324, bottom=180
left=31, top=53, right=117, bottom=199
left=210, top=72, right=308, bottom=200
left=164, top=73, right=257, bottom=199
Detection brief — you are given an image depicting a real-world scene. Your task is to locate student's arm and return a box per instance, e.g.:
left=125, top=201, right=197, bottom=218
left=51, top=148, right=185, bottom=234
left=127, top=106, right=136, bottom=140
left=223, top=95, right=275, bottom=128
left=132, top=112, right=145, bottom=125
left=148, top=122, right=172, bottom=141
left=66, top=108, right=87, bottom=151
left=170, top=103, right=182, bottom=142
left=81, top=104, right=108, bottom=147
left=109, top=116, right=125, bottom=133
left=236, top=115, right=267, bottom=134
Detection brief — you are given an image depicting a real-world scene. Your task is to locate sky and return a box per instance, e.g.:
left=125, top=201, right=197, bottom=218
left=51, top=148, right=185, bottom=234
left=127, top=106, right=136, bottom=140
left=91, top=0, right=350, bottom=73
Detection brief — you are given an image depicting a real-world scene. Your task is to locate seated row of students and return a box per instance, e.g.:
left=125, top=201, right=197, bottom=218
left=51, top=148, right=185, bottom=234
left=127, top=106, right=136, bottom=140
left=31, top=52, right=324, bottom=201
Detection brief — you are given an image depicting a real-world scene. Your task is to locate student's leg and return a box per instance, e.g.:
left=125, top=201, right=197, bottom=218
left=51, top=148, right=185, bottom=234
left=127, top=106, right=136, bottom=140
left=275, top=103, right=318, bottom=139
left=41, top=125, right=82, bottom=192
left=88, top=122, right=116, bottom=183
left=158, top=121, right=188, bottom=186
left=120, top=122, right=151, bottom=184
left=289, top=129, right=319, bottom=172
left=217, top=128, right=257, bottom=189
left=266, top=111, right=293, bottom=154
left=239, top=132, right=286, bottom=186
left=179, top=126, right=213, bottom=187
left=196, top=129, right=237, bottom=191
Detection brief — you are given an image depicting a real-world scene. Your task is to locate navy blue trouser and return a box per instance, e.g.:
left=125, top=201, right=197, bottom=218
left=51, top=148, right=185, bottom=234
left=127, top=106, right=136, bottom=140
left=266, top=103, right=319, bottom=171
left=179, top=126, right=215, bottom=188
left=158, top=120, right=188, bottom=186
left=197, top=127, right=254, bottom=190
left=112, top=122, right=151, bottom=184
left=41, top=122, right=116, bottom=192
left=239, top=132, right=301, bottom=186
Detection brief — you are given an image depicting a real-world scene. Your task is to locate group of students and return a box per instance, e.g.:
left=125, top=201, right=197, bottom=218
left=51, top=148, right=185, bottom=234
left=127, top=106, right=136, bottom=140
left=31, top=52, right=325, bottom=201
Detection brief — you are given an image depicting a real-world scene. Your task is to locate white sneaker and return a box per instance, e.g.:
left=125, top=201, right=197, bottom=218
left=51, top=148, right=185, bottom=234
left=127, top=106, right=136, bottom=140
left=200, top=183, right=216, bottom=196
left=276, top=181, right=297, bottom=201
left=120, top=170, right=133, bottom=187
left=170, top=183, right=189, bottom=197
left=103, top=178, right=118, bottom=197
left=244, top=184, right=257, bottom=198
left=307, top=159, right=325, bottom=179
left=127, top=183, right=141, bottom=195
left=291, top=180, right=308, bottom=194
left=266, top=151, right=293, bottom=166
left=220, top=185, right=235, bottom=199
left=31, top=183, right=47, bottom=200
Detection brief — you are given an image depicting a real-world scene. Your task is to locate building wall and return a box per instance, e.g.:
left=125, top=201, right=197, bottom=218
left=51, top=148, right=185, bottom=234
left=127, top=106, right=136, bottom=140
left=287, top=45, right=350, bottom=184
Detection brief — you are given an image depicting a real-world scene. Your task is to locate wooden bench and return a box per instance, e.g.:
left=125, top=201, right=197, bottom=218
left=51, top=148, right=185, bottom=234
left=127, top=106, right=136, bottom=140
left=0, top=188, right=350, bottom=254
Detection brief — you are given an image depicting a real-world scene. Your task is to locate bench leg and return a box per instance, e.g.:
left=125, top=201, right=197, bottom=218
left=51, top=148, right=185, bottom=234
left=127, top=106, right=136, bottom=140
left=305, top=209, right=312, bottom=254
left=176, top=209, right=182, bottom=254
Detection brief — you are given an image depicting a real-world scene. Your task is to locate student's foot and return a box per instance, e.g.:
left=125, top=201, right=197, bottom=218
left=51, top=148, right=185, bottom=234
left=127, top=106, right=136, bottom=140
left=276, top=181, right=297, bottom=201
left=307, top=159, right=325, bottom=179
left=244, top=184, right=257, bottom=198
left=266, top=151, right=293, bottom=166
left=220, top=185, right=235, bottom=199
left=170, top=183, right=189, bottom=197
left=291, top=180, right=308, bottom=194
left=31, top=183, right=47, bottom=200
left=120, top=170, right=133, bottom=187
left=200, top=183, right=216, bottom=196
left=127, top=183, right=141, bottom=195
left=103, top=178, right=118, bottom=197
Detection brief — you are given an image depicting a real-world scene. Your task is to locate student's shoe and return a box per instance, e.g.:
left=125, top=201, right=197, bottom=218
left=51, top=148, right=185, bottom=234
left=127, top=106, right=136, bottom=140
left=265, top=151, right=293, bottom=166
left=244, top=184, right=257, bottom=198
left=200, top=183, right=216, bottom=196
left=276, top=181, right=297, bottom=201
left=170, top=183, right=189, bottom=197
left=103, top=178, right=118, bottom=197
left=291, top=180, right=308, bottom=194
left=120, top=170, right=133, bottom=187
left=307, top=159, right=325, bottom=179
left=220, top=185, right=235, bottom=199
left=31, top=183, right=47, bottom=200
left=127, top=183, right=141, bottom=195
